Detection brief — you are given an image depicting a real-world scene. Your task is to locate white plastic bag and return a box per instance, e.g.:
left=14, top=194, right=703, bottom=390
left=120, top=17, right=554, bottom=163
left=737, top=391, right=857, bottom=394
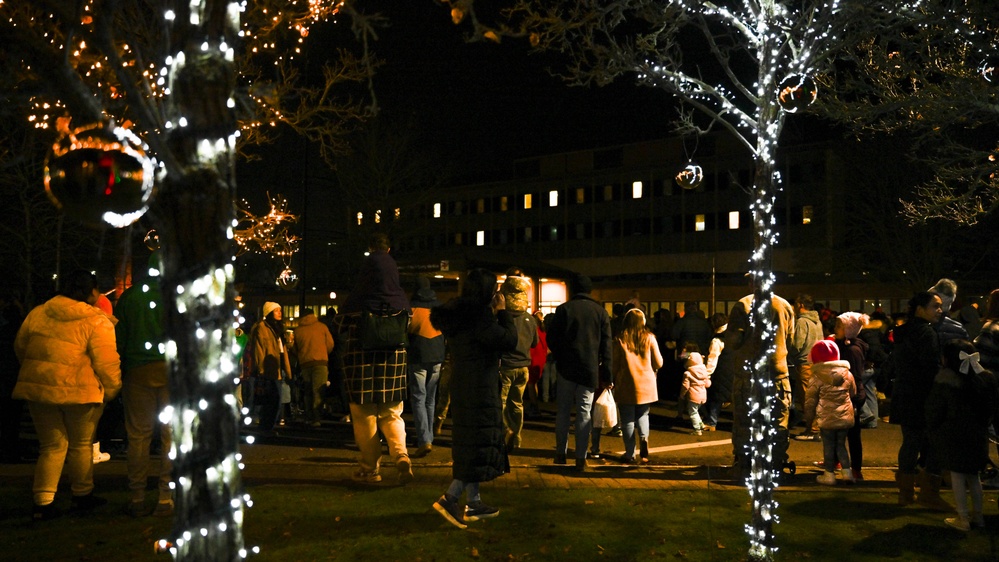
left=592, top=388, right=618, bottom=428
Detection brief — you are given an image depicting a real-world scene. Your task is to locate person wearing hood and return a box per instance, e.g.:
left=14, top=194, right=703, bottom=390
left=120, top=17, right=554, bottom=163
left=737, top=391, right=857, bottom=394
left=803, top=340, right=857, bottom=485
left=928, top=278, right=969, bottom=344
left=498, top=269, right=538, bottom=452
left=429, top=268, right=517, bottom=529
left=14, top=270, right=122, bottom=521
left=791, top=294, right=824, bottom=441
left=833, top=312, right=870, bottom=481
left=293, top=308, right=335, bottom=428
left=407, top=276, right=445, bottom=458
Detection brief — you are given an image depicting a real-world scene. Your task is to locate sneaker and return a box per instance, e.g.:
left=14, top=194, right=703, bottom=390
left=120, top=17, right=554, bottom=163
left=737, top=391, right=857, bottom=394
left=945, top=517, right=971, bottom=531
left=71, top=493, right=108, bottom=511
left=93, top=443, right=111, bottom=464
left=816, top=471, right=837, bottom=486
left=153, top=500, right=174, bottom=517
left=795, top=432, right=821, bottom=442
left=31, top=503, right=61, bottom=522
left=703, top=425, right=716, bottom=432
left=554, top=453, right=567, bottom=465
left=433, top=496, right=467, bottom=529
left=397, top=456, right=414, bottom=486
left=586, top=451, right=602, bottom=460
left=693, top=429, right=703, bottom=436
left=464, top=500, right=500, bottom=521
left=351, top=471, right=382, bottom=484
left=127, top=501, right=152, bottom=518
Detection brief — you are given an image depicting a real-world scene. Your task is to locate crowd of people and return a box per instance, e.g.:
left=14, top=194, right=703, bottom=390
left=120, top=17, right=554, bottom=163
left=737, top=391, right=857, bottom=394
left=2, top=231, right=998, bottom=535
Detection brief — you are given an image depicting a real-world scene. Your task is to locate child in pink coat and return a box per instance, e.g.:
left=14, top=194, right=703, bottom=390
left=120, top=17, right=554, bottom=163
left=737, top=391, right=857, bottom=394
left=680, top=352, right=711, bottom=435
left=803, top=340, right=857, bottom=485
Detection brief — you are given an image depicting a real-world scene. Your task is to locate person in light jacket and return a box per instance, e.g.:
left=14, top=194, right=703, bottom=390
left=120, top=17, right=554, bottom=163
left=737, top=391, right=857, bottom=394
left=14, top=270, right=122, bottom=521
left=612, top=308, right=663, bottom=463
left=803, top=340, right=857, bottom=486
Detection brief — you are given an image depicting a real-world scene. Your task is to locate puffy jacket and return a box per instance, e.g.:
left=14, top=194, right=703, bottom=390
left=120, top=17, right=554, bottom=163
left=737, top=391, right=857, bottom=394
left=13, top=295, right=121, bottom=405
left=804, top=360, right=856, bottom=431
left=681, top=361, right=711, bottom=405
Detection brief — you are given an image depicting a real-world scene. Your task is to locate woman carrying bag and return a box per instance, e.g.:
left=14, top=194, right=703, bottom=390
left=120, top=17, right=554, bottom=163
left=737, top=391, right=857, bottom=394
left=613, top=308, right=663, bottom=464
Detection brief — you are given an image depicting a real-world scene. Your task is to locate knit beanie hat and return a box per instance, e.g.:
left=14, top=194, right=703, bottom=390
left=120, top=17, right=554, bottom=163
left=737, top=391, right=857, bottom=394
left=837, top=312, right=869, bottom=339
left=809, top=339, right=840, bottom=364
left=262, top=301, right=281, bottom=318
left=685, top=351, right=704, bottom=369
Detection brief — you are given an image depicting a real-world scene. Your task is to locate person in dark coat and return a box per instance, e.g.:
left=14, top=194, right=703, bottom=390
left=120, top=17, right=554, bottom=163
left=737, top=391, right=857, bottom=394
left=429, top=269, right=517, bottom=529
left=890, top=291, right=944, bottom=507
left=926, top=339, right=998, bottom=531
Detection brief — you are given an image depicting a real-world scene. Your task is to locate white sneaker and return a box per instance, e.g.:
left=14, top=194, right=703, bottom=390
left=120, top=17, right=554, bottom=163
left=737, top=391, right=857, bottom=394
left=93, top=443, right=111, bottom=464
left=840, top=468, right=855, bottom=484
left=816, top=471, right=837, bottom=486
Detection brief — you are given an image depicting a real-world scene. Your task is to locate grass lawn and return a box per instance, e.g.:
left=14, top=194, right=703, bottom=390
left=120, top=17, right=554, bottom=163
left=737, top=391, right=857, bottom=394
left=1, top=478, right=997, bottom=561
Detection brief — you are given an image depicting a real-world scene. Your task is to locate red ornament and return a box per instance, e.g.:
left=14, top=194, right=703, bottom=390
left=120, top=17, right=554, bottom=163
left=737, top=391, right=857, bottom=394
left=777, top=75, right=818, bottom=113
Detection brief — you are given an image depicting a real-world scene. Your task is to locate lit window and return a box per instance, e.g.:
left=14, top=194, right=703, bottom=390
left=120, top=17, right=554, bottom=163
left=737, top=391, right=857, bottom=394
left=549, top=190, right=558, bottom=207
left=356, top=212, right=363, bottom=225
left=728, top=211, right=740, bottom=230
left=476, top=230, right=485, bottom=246
left=500, top=196, right=508, bottom=211
left=374, top=209, right=381, bottom=224
left=632, top=181, right=643, bottom=199
left=695, top=214, right=706, bottom=232
left=394, top=208, right=400, bottom=219
left=477, top=198, right=485, bottom=213
left=524, top=194, right=532, bottom=209
left=575, top=187, right=585, bottom=204
left=433, top=203, right=441, bottom=218
left=802, top=205, right=813, bottom=225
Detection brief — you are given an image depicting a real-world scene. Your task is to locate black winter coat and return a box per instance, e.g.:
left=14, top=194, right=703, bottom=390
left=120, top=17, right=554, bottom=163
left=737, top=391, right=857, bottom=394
left=926, top=367, right=998, bottom=474
left=430, top=299, right=517, bottom=483
left=547, top=294, right=612, bottom=388
left=889, top=317, right=940, bottom=428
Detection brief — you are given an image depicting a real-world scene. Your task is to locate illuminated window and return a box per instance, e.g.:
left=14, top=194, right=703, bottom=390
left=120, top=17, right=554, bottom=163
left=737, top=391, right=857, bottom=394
left=549, top=190, right=559, bottom=207
left=802, top=205, right=813, bottom=225
left=433, top=203, right=441, bottom=218
left=728, top=211, right=740, bottom=230
left=394, top=208, right=400, bottom=219
left=500, top=196, right=508, bottom=211
left=695, top=214, right=706, bottom=232
left=477, top=198, right=485, bottom=213
left=356, top=212, right=363, bottom=225
left=476, top=230, right=485, bottom=246
left=575, top=187, right=585, bottom=204
left=374, top=209, right=382, bottom=224
left=523, top=194, right=532, bottom=209
left=632, top=181, right=643, bottom=199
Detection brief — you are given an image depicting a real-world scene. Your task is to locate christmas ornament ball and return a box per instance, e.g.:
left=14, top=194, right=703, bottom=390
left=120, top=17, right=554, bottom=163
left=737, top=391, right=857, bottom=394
left=776, top=74, right=818, bottom=113
left=981, top=57, right=998, bottom=83
left=44, top=124, right=155, bottom=228
left=276, top=267, right=299, bottom=290
left=144, top=229, right=161, bottom=251
left=675, top=163, right=704, bottom=190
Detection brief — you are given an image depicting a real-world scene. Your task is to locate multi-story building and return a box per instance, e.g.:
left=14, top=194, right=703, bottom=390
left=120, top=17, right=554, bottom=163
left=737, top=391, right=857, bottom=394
left=387, top=132, right=918, bottom=319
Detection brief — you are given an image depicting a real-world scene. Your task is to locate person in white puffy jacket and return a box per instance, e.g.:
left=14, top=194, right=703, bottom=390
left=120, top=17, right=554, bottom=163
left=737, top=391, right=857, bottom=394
left=13, top=270, right=121, bottom=521
left=803, top=339, right=857, bottom=486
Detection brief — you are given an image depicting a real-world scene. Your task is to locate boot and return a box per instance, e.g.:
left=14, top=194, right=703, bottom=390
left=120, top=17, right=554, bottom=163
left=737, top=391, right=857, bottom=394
left=916, top=473, right=954, bottom=512
left=840, top=468, right=855, bottom=484
left=639, top=439, right=649, bottom=463
left=896, top=472, right=915, bottom=506
left=92, top=442, right=110, bottom=464
left=816, top=471, right=837, bottom=486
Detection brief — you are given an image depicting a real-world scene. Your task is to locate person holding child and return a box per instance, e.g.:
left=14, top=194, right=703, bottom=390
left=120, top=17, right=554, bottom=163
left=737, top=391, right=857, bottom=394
left=803, top=339, right=857, bottom=485
left=926, top=339, right=999, bottom=531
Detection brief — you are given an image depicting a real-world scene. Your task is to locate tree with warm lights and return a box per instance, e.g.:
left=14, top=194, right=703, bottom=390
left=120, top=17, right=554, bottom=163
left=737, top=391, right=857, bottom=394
left=442, top=0, right=926, bottom=559
left=815, top=0, right=999, bottom=226
left=0, top=0, right=377, bottom=558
